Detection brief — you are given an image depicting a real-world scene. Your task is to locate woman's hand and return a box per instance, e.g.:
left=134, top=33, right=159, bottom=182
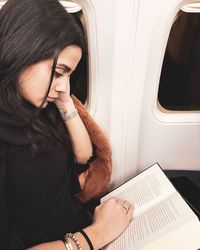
left=28, top=197, right=134, bottom=250
left=84, top=197, right=134, bottom=249
left=54, top=76, right=71, bottom=109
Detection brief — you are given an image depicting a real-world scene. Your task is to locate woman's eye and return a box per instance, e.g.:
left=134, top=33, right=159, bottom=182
left=54, top=71, right=64, bottom=78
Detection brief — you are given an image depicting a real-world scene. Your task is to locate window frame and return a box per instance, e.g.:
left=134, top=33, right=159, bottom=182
left=152, top=0, right=200, bottom=123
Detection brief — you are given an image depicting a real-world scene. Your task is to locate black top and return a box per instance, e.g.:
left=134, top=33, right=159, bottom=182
left=0, top=103, right=93, bottom=250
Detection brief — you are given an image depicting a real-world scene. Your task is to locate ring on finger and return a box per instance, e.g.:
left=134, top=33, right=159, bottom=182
left=123, top=203, right=129, bottom=213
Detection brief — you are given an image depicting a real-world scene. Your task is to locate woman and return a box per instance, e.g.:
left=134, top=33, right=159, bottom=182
left=0, top=0, right=133, bottom=249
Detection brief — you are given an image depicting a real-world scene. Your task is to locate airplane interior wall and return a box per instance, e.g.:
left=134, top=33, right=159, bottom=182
left=66, top=0, right=200, bottom=187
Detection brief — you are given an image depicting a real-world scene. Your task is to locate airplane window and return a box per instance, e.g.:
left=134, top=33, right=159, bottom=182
left=158, top=9, right=200, bottom=111
left=56, top=1, right=89, bottom=104
left=68, top=9, right=88, bottom=104
left=0, top=0, right=88, bottom=104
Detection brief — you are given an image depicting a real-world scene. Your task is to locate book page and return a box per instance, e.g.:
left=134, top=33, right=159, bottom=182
left=104, top=192, right=200, bottom=250
left=101, top=164, right=176, bottom=214
left=102, top=164, right=200, bottom=250
left=142, top=219, right=200, bottom=250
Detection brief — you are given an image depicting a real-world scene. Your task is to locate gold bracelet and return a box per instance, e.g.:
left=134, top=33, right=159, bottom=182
left=59, top=108, right=78, bottom=121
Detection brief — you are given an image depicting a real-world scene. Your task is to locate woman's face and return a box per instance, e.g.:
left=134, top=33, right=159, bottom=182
left=18, top=45, right=82, bottom=108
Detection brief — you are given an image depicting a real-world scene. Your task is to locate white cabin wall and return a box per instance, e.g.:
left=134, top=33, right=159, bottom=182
left=138, top=0, right=200, bottom=171
left=76, top=0, right=116, bottom=128
left=108, top=0, right=159, bottom=184
left=108, top=0, right=143, bottom=184
left=75, top=0, right=200, bottom=188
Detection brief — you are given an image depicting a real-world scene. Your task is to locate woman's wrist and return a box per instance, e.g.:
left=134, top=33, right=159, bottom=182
left=62, top=231, right=95, bottom=250
left=61, top=218, right=108, bottom=249
left=59, top=108, right=78, bottom=122
left=79, top=229, right=94, bottom=250
left=57, top=97, right=78, bottom=122
left=83, top=224, right=107, bottom=250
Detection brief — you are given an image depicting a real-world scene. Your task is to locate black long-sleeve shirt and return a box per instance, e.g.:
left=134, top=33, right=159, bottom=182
left=0, top=104, right=92, bottom=249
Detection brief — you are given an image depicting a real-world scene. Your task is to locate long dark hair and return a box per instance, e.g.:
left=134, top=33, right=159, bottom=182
left=0, top=0, right=86, bottom=153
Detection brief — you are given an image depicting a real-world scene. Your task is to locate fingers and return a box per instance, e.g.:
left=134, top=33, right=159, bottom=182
left=100, top=197, right=134, bottom=218
left=120, top=200, right=134, bottom=222
left=116, top=199, right=124, bottom=207
left=110, top=198, right=133, bottom=217
left=55, top=84, right=66, bottom=92
left=116, top=199, right=130, bottom=213
left=126, top=204, right=134, bottom=221
left=122, top=200, right=130, bottom=212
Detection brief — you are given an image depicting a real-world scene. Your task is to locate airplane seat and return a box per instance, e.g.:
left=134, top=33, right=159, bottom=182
left=165, top=170, right=200, bottom=219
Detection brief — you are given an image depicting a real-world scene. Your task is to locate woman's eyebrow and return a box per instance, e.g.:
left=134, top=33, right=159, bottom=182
left=56, top=63, right=73, bottom=73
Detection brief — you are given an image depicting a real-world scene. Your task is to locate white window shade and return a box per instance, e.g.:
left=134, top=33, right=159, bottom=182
left=0, top=1, right=82, bottom=13
left=181, top=2, right=200, bottom=13
left=0, top=1, right=6, bottom=9
left=59, top=1, right=82, bottom=13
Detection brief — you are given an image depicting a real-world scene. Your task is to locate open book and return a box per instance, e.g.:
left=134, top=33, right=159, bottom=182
left=101, top=163, right=200, bottom=250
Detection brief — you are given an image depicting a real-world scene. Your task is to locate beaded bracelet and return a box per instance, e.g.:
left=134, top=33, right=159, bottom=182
left=62, top=238, right=73, bottom=250
left=65, top=233, right=82, bottom=250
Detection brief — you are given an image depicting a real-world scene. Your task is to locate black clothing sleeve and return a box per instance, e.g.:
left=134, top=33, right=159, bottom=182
left=69, top=144, right=97, bottom=195
left=0, top=142, right=26, bottom=250
left=74, top=144, right=97, bottom=175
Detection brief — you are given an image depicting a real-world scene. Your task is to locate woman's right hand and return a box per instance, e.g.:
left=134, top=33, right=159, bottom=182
left=85, top=197, right=134, bottom=249
left=27, top=198, right=134, bottom=250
